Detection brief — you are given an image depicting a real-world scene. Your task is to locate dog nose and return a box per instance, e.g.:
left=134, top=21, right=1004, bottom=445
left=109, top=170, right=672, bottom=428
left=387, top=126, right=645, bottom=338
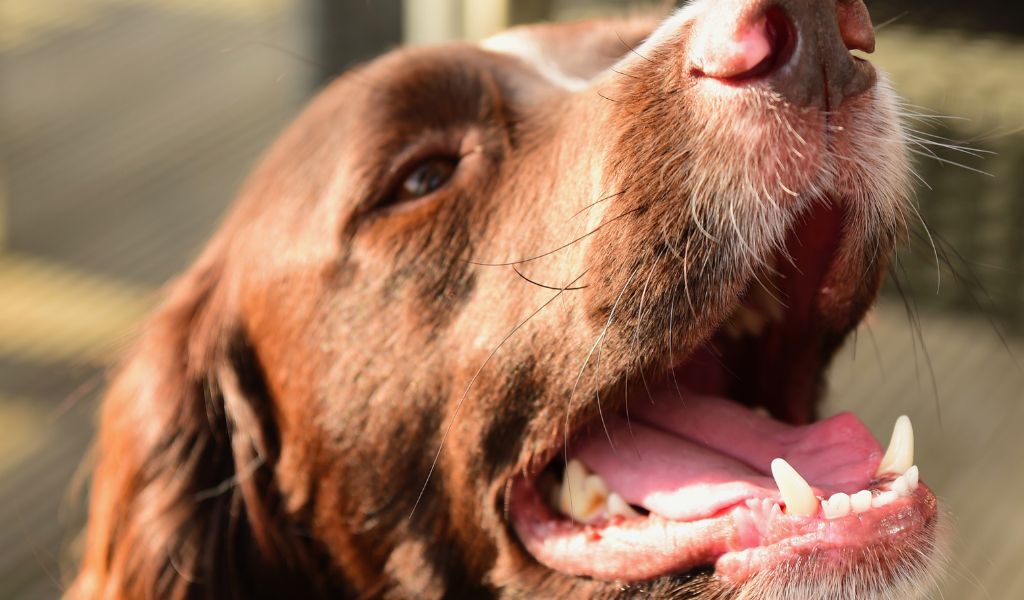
left=688, top=0, right=876, bottom=109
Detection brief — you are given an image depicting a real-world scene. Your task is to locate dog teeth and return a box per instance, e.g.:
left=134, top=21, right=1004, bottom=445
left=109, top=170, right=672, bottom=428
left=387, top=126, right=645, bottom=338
left=889, top=464, right=920, bottom=497
left=557, top=459, right=610, bottom=523
left=820, top=467, right=921, bottom=519
left=876, top=415, right=914, bottom=476
left=872, top=490, right=899, bottom=509
left=558, top=460, right=603, bottom=522
left=770, top=458, right=818, bottom=517
left=822, top=492, right=851, bottom=519
left=850, top=490, right=873, bottom=513
left=584, top=474, right=609, bottom=501
left=607, top=492, right=639, bottom=518
left=554, top=418, right=922, bottom=525
left=553, top=460, right=640, bottom=523
left=892, top=474, right=911, bottom=496
left=905, top=465, right=919, bottom=490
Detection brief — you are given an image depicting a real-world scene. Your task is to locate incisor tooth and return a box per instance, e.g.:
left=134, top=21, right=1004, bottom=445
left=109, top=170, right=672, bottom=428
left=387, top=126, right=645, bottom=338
left=823, top=493, right=851, bottom=519
left=892, top=475, right=910, bottom=497
left=771, top=458, right=818, bottom=517
left=607, top=492, right=639, bottom=518
left=872, top=491, right=898, bottom=509
left=851, top=490, right=872, bottom=513
left=905, top=465, right=920, bottom=490
left=877, top=415, right=914, bottom=476
left=559, top=460, right=588, bottom=517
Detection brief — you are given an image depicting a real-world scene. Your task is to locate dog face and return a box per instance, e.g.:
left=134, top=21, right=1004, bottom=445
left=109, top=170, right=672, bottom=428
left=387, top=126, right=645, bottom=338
left=73, top=2, right=940, bottom=599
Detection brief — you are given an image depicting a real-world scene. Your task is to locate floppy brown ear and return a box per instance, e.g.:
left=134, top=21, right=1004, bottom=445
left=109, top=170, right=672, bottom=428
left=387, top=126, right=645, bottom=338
left=68, top=257, right=340, bottom=600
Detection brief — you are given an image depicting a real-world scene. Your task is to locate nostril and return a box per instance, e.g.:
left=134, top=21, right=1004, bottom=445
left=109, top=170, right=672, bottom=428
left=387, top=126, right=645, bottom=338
left=744, top=8, right=796, bottom=80
left=691, top=6, right=797, bottom=82
left=837, top=0, right=876, bottom=54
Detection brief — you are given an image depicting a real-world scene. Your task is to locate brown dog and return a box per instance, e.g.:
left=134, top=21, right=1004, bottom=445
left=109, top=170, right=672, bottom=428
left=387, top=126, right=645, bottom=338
left=71, top=1, right=941, bottom=598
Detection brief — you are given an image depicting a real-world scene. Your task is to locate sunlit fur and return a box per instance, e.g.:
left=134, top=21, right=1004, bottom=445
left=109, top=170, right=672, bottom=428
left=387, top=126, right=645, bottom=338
left=72, top=2, right=940, bottom=598
left=722, top=515, right=951, bottom=600
left=602, top=13, right=913, bottom=306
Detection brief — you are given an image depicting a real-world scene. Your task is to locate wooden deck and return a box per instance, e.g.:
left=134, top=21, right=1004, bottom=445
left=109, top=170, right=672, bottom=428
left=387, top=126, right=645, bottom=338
left=0, top=2, right=309, bottom=597
left=1, top=1, right=1022, bottom=598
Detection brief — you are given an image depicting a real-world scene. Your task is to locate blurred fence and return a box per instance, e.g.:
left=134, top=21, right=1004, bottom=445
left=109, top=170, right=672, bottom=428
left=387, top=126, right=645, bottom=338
left=870, top=27, right=1024, bottom=333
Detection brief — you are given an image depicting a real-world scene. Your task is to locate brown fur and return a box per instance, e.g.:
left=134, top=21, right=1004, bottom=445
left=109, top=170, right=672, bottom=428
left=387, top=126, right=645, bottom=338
left=70, top=8, right=919, bottom=599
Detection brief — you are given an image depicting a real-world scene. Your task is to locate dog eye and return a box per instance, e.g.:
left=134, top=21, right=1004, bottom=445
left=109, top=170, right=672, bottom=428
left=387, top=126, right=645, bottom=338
left=391, top=157, right=458, bottom=205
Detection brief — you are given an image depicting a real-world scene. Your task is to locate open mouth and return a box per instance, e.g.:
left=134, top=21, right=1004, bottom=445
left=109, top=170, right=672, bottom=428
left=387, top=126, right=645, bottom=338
left=509, top=201, right=938, bottom=584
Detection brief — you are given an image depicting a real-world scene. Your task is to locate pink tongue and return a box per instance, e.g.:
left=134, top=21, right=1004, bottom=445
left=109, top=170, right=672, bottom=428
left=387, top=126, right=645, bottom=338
left=573, top=393, right=883, bottom=521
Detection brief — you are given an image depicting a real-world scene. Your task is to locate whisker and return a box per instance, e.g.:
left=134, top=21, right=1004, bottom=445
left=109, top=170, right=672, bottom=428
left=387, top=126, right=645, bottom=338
left=468, top=206, right=643, bottom=267
left=410, top=269, right=589, bottom=519
left=513, top=265, right=588, bottom=291
left=904, top=128, right=996, bottom=157
left=907, top=147, right=994, bottom=177
left=873, top=11, right=908, bottom=31
left=563, top=264, right=644, bottom=517
left=889, top=265, right=942, bottom=427
left=905, top=198, right=942, bottom=294
left=616, top=31, right=654, bottom=63
left=571, top=189, right=628, bottom=220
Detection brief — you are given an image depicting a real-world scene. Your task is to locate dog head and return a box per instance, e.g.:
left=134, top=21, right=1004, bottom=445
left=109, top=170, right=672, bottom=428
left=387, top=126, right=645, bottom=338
left=73, top=2, right=940, bottom=598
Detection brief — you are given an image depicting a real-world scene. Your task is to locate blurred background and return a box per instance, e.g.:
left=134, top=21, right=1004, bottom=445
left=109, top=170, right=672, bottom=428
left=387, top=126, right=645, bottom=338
left=0, top=1, right=1020, bottom=598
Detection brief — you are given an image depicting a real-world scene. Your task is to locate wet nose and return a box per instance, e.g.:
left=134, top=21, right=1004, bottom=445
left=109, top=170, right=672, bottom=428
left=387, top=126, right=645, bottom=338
left=688, top=0, right=876, bottom=109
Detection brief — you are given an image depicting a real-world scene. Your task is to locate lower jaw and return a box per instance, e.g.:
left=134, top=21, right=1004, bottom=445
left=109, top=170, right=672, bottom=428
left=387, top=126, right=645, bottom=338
left=509, top=477, right=938, bottom=585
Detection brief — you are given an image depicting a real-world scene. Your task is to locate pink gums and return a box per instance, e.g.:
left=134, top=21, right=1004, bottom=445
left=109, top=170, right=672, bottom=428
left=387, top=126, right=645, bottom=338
left=511, top=479, right=936, bottom=583
left=509, top=394, right=937, bottom=583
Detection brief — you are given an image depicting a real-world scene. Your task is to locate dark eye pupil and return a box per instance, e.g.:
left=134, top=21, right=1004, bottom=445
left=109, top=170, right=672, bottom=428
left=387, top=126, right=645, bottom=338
left=402, top=158, right=456, bottom=199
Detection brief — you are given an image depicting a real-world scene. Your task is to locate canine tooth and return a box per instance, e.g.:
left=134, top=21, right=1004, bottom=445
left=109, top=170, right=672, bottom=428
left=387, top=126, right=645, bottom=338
left=771, top=458, right=818, bottom=517
left=823, top=493, right=851, bottom=519
left=905, top=465, right=920, bottom=490
left=607, top=492, right=639, bottom=518
left=872, top=491, right=898, bottom=508
left=876, top=415, right=914, bottom=476
left=584, top=474, right=609, bottom=500
left=559, top=460, right=589, bottom=517
left=578, top=475, right=610, bottom=522
left=851, top=490, right=873, bottom=513
left=892, top=475, right=911, bottom=497
left=558, top=460, right=610, bottom=522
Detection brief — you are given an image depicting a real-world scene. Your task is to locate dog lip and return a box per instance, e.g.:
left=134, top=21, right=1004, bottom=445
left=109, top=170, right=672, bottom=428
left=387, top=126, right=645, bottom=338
left=505, top=198, right=928, bottom=584
left=506, top=380, right=938, bottom=585
left=509, top=471, right=939, bottom=584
